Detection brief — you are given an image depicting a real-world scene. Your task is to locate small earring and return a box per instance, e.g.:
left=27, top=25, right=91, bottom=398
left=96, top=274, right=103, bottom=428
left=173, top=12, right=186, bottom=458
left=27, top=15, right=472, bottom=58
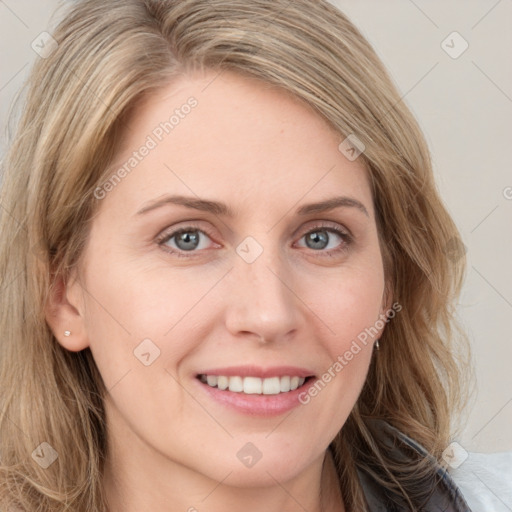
left=375, top=339, right=380, bottom=350
left=64, top=330, right=71, bottom=337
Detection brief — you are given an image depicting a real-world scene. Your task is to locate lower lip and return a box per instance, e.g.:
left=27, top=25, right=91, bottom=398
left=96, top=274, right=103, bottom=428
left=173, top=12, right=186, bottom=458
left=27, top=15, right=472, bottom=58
left=194, top=377, right=317, bottom=417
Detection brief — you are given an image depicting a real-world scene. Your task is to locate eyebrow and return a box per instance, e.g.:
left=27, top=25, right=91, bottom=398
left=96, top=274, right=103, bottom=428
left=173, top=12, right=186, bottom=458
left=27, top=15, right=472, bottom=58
left=135, top=194, right=369, bottom=218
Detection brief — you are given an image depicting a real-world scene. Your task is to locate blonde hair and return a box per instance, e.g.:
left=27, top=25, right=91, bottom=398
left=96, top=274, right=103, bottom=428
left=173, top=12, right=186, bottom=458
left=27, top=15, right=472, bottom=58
left=0, top=0, right=472, bottom=510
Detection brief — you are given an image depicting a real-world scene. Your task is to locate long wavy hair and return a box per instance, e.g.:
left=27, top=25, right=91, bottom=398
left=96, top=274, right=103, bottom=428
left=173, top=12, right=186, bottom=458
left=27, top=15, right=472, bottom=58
left=0, top=0, right=473, bottom=510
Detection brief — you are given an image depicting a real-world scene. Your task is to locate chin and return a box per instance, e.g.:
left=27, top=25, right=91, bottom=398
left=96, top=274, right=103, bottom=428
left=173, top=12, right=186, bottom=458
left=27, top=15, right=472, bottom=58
left=190, top=444, right=318, bottom=488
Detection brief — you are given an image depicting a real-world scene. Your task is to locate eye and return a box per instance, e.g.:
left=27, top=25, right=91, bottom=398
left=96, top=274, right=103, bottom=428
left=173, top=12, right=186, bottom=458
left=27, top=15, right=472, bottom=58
left=156, top=222, right=352, bottom=258
left=156, top=224, right=217, bottom=258
left=295, top=224, right=352, bottom=257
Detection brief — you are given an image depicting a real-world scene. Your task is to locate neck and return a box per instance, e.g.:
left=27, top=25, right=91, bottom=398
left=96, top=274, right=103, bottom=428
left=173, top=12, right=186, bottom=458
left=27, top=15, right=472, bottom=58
left=321, top=448, right=346, bottom=512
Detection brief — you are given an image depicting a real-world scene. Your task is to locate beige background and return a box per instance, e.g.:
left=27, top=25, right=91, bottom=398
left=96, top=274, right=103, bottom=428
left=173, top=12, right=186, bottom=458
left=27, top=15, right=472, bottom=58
left=1, top=0, right=511, bottom=453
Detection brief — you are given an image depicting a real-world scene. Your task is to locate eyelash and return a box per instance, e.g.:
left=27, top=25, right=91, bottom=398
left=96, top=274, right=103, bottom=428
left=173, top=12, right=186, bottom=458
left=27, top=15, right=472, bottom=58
left=155, top=222, right=353, bottom=259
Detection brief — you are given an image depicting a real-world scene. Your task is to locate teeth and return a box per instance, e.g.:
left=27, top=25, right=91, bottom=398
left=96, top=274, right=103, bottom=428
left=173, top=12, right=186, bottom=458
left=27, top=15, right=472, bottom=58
left=262, top=376, right=281, bottom=395
left=217, top=376, right=229, bottom=390
left=243, top=376, right=262, bottom=394
left=200, top=375, right=307, bottom=394
left=280, top=375, right=291, bottom=392
left=228, top=376, right=243, bottom=392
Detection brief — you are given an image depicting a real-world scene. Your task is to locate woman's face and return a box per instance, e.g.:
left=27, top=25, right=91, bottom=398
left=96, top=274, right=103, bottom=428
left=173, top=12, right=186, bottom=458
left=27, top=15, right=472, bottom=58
left=56, top=69, right=389, bottom=488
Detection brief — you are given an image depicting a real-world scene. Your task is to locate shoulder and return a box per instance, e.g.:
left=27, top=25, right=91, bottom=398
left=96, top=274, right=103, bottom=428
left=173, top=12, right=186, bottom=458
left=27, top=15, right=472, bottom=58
left=356, top=419, right=473, bottom=511
left=448, top=450, right=512, bottom=512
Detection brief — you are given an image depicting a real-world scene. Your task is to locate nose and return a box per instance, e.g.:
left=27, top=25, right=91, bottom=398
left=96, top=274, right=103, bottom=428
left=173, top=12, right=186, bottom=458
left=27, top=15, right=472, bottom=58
left=223, top=242, right=301, bottom=344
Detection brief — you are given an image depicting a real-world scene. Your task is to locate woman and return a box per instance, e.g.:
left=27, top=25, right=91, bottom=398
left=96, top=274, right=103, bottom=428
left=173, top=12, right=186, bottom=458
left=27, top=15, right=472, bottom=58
left=0, top=0, right=473, bottom=510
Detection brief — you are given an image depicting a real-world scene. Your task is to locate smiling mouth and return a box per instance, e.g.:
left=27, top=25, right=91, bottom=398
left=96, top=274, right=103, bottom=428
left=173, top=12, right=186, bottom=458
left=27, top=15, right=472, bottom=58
left=196, top=374, right=315, bottom=395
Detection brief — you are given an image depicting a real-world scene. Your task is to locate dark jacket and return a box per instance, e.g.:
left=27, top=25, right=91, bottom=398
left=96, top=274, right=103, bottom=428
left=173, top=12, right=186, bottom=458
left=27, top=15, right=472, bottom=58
left=354, top=420, right=472, bottom=511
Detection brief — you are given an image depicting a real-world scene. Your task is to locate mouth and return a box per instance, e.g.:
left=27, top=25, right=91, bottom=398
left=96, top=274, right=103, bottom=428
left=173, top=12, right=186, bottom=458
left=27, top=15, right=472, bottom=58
left=193, top=366, right=318, bottom=417
left=196, top=374, right=315, bottom=395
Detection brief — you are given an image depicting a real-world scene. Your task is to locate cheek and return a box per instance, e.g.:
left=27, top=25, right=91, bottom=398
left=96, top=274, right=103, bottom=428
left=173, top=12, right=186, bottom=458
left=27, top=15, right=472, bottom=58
left=306, top=253, right=385, bottom=355
left=293, top=252, right=384, bottom=417
left=325, top=277, right=384, bottom=354
left=81, top=240, right=193, bottom=337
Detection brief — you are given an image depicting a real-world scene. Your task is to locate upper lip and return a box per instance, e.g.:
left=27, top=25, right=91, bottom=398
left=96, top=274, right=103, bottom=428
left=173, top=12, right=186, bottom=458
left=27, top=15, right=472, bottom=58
left=196, top=365, right=316, bottom=379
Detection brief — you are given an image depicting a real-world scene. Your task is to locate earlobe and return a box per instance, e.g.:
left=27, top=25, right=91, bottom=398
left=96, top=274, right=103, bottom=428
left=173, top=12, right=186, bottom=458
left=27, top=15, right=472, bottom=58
left=45, top=272, right=90, bottom=352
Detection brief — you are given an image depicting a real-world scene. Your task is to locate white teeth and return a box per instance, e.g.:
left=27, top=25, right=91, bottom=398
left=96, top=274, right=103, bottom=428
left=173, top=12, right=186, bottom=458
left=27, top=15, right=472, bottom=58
left=200, top=375, right=308, bottom=394
left=217, top=376, right=229, bottom=390
left=228, top=376, right=243, bottom=392
left=243, top=376, right=262, bottom=394
left=262, top=377, right=281, bottom=395
left=206, top=375, right=218, bottom=387
left=280, top=376, right=291, bottom=392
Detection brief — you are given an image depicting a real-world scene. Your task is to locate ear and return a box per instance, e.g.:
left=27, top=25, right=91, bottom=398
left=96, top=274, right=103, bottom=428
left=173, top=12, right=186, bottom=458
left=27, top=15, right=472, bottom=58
left=45, top=270, right=90, bottom=352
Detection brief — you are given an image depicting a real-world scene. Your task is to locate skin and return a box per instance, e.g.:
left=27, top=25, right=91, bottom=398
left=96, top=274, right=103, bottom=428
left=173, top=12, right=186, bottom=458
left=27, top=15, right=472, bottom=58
left=46, top=69, right=391, bottom=512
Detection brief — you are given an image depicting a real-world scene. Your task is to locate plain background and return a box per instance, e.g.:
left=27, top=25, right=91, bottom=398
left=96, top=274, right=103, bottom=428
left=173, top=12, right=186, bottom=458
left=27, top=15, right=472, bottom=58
left=0, top=1, right=511, bottom=454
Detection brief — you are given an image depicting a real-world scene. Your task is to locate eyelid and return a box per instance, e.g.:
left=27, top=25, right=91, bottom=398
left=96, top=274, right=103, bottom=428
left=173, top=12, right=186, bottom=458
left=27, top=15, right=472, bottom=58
left=297, top=219, right=352, bottom=238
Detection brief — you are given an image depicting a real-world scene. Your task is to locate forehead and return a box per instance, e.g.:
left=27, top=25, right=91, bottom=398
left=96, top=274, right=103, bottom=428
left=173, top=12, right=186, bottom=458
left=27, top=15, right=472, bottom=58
left=98, top=69, right=374, bottom=220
